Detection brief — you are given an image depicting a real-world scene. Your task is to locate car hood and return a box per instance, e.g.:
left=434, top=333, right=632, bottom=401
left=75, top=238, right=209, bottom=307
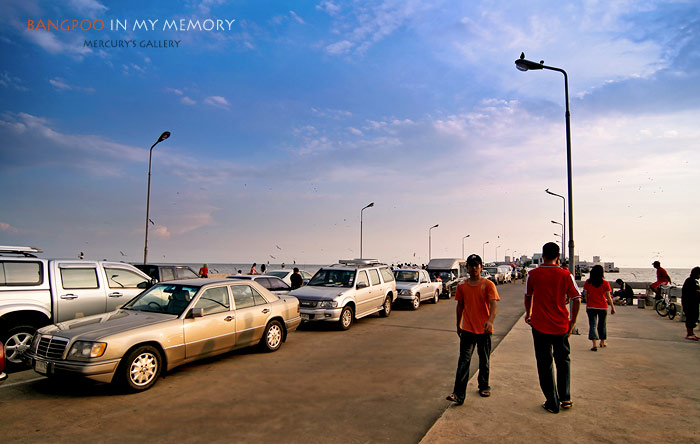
left=289, top=285, right=347, bottom=300
left=39, top=310, right=176, bottom=340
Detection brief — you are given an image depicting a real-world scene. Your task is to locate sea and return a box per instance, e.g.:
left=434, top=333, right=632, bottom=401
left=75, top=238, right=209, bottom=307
left=178, top=263, right=692, bottom=285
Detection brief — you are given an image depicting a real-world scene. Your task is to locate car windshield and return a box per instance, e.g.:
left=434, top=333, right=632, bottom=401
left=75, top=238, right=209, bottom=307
left=485, top=267, right=499, bottom=274
left=308, top=269, right=355, bottom=287
left=122, top=284, right=200, bottom=316
left=394, top=271, right=419, bottom=282
left=430, top=270, right=455, bottom=281
left=266, top=271, right=288, bottom=278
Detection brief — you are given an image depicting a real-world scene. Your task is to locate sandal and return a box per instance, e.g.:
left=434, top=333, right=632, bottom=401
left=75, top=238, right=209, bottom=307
left=590, top=346, right=598, bottom=351
left=560, top=400, right=573, bottom=409
left=445, top=393, right=464, bottom=405
left=542, top=402, right=559, bottom=414
left=685, top=336, right=699, bottom=341
left=479, top=390, right=491, bottom=397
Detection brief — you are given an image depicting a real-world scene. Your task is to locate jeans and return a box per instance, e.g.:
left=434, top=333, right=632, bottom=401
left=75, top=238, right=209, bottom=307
left=452, top=330, right=492, bottom=401
left=586, top=308, right=607, bottom=340
left=531, top=327, right=571, bottom=412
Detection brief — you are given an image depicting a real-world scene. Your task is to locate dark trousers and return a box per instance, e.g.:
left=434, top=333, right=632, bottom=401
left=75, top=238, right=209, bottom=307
left=452, top=330, right=491, bottom=401
left=531, top=327, right=571, bottom=412
left=586, top=308, right=607, bottom=340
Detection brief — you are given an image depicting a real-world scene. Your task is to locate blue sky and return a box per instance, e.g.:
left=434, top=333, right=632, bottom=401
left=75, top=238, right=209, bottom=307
left=1, top=0, right=698, bottom=267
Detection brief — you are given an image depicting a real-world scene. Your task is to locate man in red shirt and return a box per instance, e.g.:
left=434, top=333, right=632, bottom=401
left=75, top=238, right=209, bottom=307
left=649, top=260, right=671, bottom=299
left=446, top=254, right=500, bottom=405
left=525, top=242, right=581, bottom=413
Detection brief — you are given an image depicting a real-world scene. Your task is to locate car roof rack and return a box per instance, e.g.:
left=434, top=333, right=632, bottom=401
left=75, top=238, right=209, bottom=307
left=330, top=259, right=385, bottom=268
left=0, top=245, right=44, bottom=257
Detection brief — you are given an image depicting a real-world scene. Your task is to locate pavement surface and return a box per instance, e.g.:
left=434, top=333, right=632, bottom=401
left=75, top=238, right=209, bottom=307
left=421, top=301, right=700, bottom=444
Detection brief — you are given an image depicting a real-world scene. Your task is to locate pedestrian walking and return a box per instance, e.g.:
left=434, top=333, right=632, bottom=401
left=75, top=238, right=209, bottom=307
left=446, top=254, right=499, bottom=405
left=524, top=242, right=581, bottom=413
left=290, top=267, right=303, bottom=290
left=681, top=267, right=700, bottom=341
left=582, top=265, right=615, bottom=351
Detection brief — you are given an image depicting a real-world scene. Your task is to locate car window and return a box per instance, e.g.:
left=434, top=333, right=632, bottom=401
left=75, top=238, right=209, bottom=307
left=394, top=270, right=419, bottom=282
left=268, top=277, right=290, bottom=291
left=193, top=286, right=230, bottom=315
left=61, top=268, right=99, bottom=289
left=308, top=269, right=355, bottom=287
left=177, top=267, right=199, bottom=279
left=267, top=271, right=288, bottom=279
left=251, top=287, right=269, bottom=305
left=105, top=267, right=149, bottom=288
left=357, top=270, right=368, bottom=287
left=161, top=267, right=175, bottom=281
left=379, top=267, right=394, bottom=283
left=255, top=278, right=272, bottom=289
left=231, top=285, right=255, bottom=309
left=0, top=261, right=43, bottom=286
left=368, top=269, right=381, bottom=286
left=302, top=271, right=313, bottom=279
left=123, top=284, right=199, bottom=315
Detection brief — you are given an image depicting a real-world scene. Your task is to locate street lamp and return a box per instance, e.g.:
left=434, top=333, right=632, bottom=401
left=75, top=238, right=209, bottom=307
left=553, top=232, right=562, bottom=249
left=143, top=131, right=171, bottom=264
left=428, top=224, right=439, bottom=261
left=505, top=248, right=510, bottom=261
left=482, top=241, right=489, bottom=262
left=516, top=52, right=575, bottom=274
left=461, top=234, right=470, bottom=260
left=495, top=245, right=501, bottom=263
left=546, top=188, right=566, bottom=263
left=551, top=220, right=564, bottom=260
left=360, top=202, right=374, bottom=259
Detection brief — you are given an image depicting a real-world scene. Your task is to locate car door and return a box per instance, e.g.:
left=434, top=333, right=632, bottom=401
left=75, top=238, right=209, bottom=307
left=367, top=269, right=383, bottom=309
left=53, top=261, right=108, bottom=322
left=354, top=270, right=373, bottom=316
left=184, top=285, right=236, bottom=359
left=103, top=265, right=150, bottom=311
left=419, top=270, right=430, bottom=301
left=230, top=284, right=269, bottom=347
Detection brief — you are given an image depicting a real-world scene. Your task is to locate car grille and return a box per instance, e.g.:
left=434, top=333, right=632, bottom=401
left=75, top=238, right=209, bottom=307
left=298, top=299, right=318, bottom=308
left=35, top=336, right=69, bottom=359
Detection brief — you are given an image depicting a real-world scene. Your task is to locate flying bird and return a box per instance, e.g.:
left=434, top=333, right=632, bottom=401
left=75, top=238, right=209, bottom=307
left=276, top=245, right=282, bottom=250
left=149, top=219, right=155, bottom=225
left=120, top=251, right=127, bottom=256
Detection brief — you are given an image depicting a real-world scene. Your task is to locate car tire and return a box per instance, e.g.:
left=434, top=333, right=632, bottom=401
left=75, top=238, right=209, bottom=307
left=411, top=295, right=420, bottom=310
left=339, top=306, right=354, bottom=330
left=379, top=296, right=392, bottom=317
left=3, top=325, right=36, bottom=367
left=431, top=290, right=439, bottom=304
left=260, top=320, right=283, bottom=352
left=120, top=345, right=162, bottom=392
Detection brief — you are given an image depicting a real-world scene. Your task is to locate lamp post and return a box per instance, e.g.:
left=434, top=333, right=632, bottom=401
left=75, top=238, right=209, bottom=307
left=482, top=241, right=489, bottom=261
left=551, top=220, right=564, bottom=259
left=428, top=224, right=439, bottom=261
left=360, top=202, right=374, bottom=259
left=495, top=245, right=501, bottom=263
left=143, top=131, right=171, bottom=264
left=546, top=188, right=566, bottom=263
left=553, top=232, right=562, bottom=249
left=516, top=53, right=575, bottom=275
left=461, top=234, right=470, bottom=260
left=505, top=248, right=510, bottom=262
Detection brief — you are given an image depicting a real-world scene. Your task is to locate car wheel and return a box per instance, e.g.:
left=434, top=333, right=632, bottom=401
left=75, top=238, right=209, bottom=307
left=3, top=325, right=35, bottom=366
left=411, top=295, right=420, bottom=310
left=379, top=296, right=392, bottom=317
left=120, top=345, right=162, bottom=392
left=432, top=290, right=439, bottom=304
left=339, top=306, right=354, bottom=330
left=260, top=320, right=283, bottom=352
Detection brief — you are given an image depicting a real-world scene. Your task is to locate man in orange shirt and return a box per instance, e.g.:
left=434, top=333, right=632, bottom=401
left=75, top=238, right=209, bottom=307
left=525, top=242, right=581, bottom=413
left=446, top=254, right=499, bottom=405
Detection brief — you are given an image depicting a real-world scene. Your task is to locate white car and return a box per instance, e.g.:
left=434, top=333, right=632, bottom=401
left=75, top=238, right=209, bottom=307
left=393, top=269, right=441, bottom=310
left=265, top=269, right=313, bottom=287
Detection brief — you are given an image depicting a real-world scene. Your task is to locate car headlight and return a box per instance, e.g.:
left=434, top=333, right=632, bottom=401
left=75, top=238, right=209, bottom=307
left=318, top=300, right=338, bottom=308
left=67, top=341, right=107, bottom=360
left=399, top=289, right=413, bottom=296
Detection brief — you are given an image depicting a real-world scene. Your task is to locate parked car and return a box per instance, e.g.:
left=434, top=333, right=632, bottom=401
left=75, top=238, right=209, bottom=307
left=0, top=245, right=152, bottom=366
left=265, top=269, right=313, bottom=287
left=0, top=341, right=7, bottom=385
left=289, top=259, right=396, bottom=330
left=23, top=278, right=301, bottom=392
left=226, top=274, right=292, bottom=296
left=498, top=265, right=512, bottom=283
left=393, top=269, right=441, bottom=309
left=133, top=264, right=199, bottom=281
left=484, top=266, right=507, bottom=284
left=426, top=258, right=468, bottom=298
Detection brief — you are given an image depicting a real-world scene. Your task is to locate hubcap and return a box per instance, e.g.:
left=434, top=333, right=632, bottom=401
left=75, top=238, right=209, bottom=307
left=413, top=298, right=420, bottom=308
left=342, top=309, right=352, bottom=327
left=385, top=299, right=391, bottom=314
left=129, top=352, right=158, bottom=386
left=267, top=324, right=282, bottom=348
left=5, top=332, right=33, bottom=364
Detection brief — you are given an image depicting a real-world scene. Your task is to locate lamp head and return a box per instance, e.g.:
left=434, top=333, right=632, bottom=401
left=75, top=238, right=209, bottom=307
left=431, top=224, right=439, bottom=229
left=157, top=131, right=170, bottom=143
left=515, top=53, right=544, bottom=71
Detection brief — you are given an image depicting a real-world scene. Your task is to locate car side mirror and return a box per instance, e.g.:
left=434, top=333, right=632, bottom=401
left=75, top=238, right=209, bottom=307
left=190, top=308, right=204, bottom=318
left=356, top=282, right=368, bottom=289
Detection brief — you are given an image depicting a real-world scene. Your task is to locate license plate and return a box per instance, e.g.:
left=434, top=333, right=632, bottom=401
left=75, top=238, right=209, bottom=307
left=301, top=314, right=309, bottom=320
left=35, top=360, right=48, bottom=374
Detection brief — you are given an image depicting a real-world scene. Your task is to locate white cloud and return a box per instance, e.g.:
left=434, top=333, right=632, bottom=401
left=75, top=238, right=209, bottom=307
left=204, top=95, right=230, bottom=109
left=181, top=96, right=196, bottom=105
left=325, top=40, right=353, bottom=55
left=152, top=226, right=171, bottom=239
left=0, top=222, right=20, bottom=233
left=316, top=1, right=341, bottom=16
left=289, top=11, right=306, bottom=25
left=68, top=0, right=108, bottom=16
left=49, top=77, right=95, bottom=93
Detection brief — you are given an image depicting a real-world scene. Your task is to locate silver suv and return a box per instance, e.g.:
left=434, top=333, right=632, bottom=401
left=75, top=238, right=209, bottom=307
left=289, top=259, right=396, bottom=330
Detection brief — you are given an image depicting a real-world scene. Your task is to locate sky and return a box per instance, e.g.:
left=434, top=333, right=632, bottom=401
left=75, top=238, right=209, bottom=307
left=0, top=0, right=698, bottom=268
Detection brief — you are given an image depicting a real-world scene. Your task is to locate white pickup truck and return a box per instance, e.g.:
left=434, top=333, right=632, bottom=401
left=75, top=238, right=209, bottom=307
left=393, top=268, right=442, bottom=309
left=0, top=246, right=152, bottom=365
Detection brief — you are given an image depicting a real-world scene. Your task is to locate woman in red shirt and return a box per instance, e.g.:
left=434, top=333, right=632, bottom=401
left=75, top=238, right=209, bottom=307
left=583, top=265, right=615, bottom=351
